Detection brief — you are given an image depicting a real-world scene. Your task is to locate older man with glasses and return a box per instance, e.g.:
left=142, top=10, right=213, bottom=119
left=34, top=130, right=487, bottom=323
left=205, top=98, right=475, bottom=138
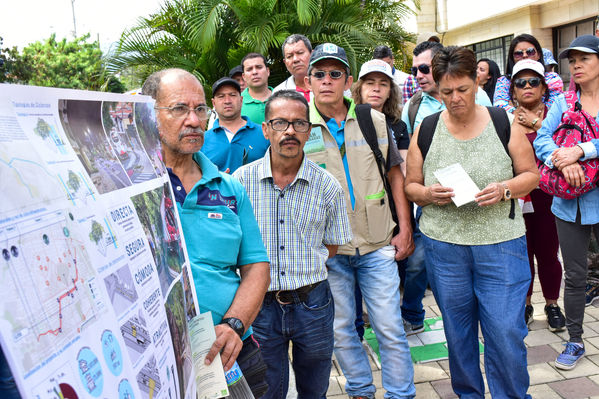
left=142, top=68, right=271, bottom=397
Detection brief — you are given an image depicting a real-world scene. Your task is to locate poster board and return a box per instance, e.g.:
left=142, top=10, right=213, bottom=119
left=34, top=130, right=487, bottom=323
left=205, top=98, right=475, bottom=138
left=0, top=84, right=201, bottom=399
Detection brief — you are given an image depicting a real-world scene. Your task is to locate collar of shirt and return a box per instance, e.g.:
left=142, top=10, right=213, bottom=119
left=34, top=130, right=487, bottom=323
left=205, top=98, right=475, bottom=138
left=312, top=97, right=354, bottom=124
left=168, top=151, right=222, bottom=204
left=241, top=87, right=274, bottom=103
left=212, top=115, right=255, bottom=133
left=257, top=149, right=311, bottom=187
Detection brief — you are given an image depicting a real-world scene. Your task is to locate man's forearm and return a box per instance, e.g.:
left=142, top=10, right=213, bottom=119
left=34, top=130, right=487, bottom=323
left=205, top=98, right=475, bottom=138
left=388, top=166, right=412, bottom=231
left=223, top=262, right=270, bottom=332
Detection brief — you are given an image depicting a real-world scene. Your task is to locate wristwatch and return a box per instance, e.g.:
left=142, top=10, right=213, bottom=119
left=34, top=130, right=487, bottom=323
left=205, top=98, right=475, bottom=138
left=502, top=183, right=512, bottom=201
left=220, top=317, right=245, bottom=339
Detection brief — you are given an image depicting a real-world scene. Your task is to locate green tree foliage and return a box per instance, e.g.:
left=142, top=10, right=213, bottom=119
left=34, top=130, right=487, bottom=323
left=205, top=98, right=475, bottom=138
left=107, top=0, right=417, bottom=93
left=1, top=34, right=125, bottom=92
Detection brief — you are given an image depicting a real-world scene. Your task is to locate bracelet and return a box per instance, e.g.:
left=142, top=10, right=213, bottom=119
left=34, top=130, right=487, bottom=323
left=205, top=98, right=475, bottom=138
left=531, top=118, right=539, bottom=128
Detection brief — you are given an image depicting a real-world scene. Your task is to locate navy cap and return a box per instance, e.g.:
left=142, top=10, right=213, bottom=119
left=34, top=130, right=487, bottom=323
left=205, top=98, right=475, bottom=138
left=212, top=77, right=241, bottom=95
left=558, top=35, right=599, bottom=59
left=228, top=65, right=243, bottom=77
left=309, top=43, right=350, bottom=68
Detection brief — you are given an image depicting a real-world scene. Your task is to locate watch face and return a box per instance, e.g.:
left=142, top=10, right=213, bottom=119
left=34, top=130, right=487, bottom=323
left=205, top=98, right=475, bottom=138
left=223, top=318, right=244, bottom=337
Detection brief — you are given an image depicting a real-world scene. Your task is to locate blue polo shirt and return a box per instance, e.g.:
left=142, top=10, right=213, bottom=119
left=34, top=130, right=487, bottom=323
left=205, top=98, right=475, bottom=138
left=168, top=151, right=269, bottom=338
left=202, top=116, right=270, bottom=173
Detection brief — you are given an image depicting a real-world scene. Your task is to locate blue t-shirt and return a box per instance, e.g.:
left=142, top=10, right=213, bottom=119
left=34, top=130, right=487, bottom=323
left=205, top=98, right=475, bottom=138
left=168, top=151, right=269, bottom=338
left=326, top=117, right=356, bottom=209
left=202, top=116, right=270, bottom=173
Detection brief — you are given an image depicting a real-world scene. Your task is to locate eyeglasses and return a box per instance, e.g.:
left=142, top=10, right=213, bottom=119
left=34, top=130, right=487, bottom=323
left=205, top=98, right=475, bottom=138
left=513, top=47, right=537, bottom=60
left=267, top=119, right=311, bottom=133
left=310, top=70, right=345, bottom=80
left=410, top=64, right=431, bottom=76
left=154, top=105, right=213, bottom=120
left=513, top=77, right=542, bottom=88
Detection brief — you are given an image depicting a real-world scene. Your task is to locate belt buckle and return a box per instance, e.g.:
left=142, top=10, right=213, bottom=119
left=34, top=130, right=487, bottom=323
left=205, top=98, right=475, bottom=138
left=275, top=291, right=293, bottom=305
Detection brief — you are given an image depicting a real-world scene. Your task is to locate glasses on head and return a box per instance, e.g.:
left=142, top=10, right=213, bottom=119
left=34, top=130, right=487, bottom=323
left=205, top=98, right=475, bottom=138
left=267, top=119, right=311, bottom=133
left=154, top=105, right=213, bottom=120
left=513, top=77, right=542, bottom=89
left=410, top=64, right=431, bottom=76
left=311, top=70, right=345, bottom=80
left=513, top=47, right=537, bottom=60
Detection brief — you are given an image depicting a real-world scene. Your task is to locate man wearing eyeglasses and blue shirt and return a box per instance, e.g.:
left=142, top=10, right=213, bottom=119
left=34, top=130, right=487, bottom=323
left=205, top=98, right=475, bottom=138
left=304, top=43, right=416, bottom=399
left=142, top=68, right=271, bottom=397
left=233, top=90, right=352, bottom=398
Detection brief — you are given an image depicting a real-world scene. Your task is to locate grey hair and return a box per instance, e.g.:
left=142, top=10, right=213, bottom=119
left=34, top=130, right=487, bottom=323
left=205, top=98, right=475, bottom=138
left=281, top=34, right=312, bottom=57
left=141, top=68, right=198, bottom=100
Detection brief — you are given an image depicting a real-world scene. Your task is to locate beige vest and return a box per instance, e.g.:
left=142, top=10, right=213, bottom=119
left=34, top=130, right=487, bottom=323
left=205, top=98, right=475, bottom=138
left=305, top=100, right=396, bottom=255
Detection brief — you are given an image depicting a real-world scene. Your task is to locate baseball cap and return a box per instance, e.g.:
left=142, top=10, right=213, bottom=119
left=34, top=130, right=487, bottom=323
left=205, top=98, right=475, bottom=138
left=309, top=43, right=350, bottom=68
left=512, top=59, right=545, bottom=79
left=211, top=77, right=241, bottom=95
left=558, top=35, right=599, bottom=59
left=228, top=65, right=243, bottom=77
left=358, top=59, right=393, bottom=80
left=542, top=48, right=558, bottom=66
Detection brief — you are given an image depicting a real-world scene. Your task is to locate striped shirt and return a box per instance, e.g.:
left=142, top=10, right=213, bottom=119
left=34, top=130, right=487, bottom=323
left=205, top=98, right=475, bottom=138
left=233, top=150, right=352, bottom=291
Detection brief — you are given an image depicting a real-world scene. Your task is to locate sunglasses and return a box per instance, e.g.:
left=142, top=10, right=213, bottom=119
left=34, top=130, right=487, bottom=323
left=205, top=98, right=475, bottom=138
left=513, top=77, right=542, bottom=89
left=411, top=64, right=430, bottom=76
left=311, top=70, right=345, bottom=80
left=513, top=47, right=537, bottom=59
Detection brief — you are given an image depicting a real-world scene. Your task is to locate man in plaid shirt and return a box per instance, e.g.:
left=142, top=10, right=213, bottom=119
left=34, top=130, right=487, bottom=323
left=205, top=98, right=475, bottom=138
left=234, top=90, right=352, bottom=398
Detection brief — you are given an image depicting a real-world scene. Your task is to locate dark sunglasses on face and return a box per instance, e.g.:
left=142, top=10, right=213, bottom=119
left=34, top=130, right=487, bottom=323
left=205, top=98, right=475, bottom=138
left=513, top=77, right=542, bottom=89
left=311, top=70, right=345, bottom=80
left=411, top=64, right=431, bottom=76
left=513, top=47, right=537, bottom=59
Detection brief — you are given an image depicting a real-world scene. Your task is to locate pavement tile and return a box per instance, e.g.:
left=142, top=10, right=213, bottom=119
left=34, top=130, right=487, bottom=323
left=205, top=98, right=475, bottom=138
left=527, top=383, right=561, bottom=398
left=528, top=362, right=565, bottom=385
left=584, top=339, right=599, bottom=355
left=413, top=362, right=448, bottom=383
left=327, top=377, right=343, bottom=396
left=336, top=375, right=347, bottom=393
left=527, top=344, right=560, bottom=365
left=429, top=305, right=441, bottom=317
left=430, top=378, right=458, bottom=399
left=415, top=382, right=441, bottom=398
left=554, top=358, right=599, bottom=379
left=586, top=337, right=599, bottom=353
left=437, top=359, right=451, bottom=373
left=585, top=322, right=599, bottom=337
left=372, top=370, right=382, bottom=388
left=588, top=373, right=599, bottom=386
left=548, top=376, right=599, bottom=398
left=586, top=307, right=599, bottom=320
left=525, top=329, right=564, bottom=346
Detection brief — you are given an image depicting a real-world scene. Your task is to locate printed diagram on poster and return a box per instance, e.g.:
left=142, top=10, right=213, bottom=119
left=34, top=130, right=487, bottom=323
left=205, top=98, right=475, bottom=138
left=0, top=84, right=214, bottom=399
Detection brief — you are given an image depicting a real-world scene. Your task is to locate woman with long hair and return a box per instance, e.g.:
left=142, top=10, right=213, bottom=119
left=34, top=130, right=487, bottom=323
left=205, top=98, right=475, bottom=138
left=477, top=58, right=501, bottom=101
left=534, top=34, right=599, bottom=371
left=494, top=33, right=563, bottom=114
left=509, top=59, right=565, bottom=332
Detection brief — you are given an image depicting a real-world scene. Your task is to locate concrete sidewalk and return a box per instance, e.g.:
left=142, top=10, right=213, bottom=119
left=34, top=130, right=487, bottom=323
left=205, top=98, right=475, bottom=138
left=321, top=278, right=599, bottom=399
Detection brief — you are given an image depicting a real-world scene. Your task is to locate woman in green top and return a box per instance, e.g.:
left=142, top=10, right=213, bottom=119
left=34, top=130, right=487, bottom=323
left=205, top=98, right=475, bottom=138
left=405, top=46, right=539, bottom=399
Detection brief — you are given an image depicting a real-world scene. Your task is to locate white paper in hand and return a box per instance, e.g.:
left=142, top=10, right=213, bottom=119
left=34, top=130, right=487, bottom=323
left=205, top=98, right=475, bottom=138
left=433, top=163, right=480, bottom=207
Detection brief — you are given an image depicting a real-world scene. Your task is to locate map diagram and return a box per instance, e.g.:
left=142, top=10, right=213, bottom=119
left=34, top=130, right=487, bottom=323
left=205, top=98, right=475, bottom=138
left=104, top=264, right=139, bottom=317
left=0, top=209, right=101, bottom=374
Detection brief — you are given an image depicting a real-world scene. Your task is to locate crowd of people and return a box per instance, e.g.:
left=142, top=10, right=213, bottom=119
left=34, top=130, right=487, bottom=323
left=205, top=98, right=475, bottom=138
left=2, top=22, right=599, bottom=399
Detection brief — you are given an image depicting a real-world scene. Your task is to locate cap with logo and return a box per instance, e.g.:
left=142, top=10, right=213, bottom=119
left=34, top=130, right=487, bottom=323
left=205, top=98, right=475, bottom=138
left=309, top=43, right=350, bottom=67
left=358, top=59, right=394, bottom=80
left=542, top=48, right=558, bottom=66
left=558, top=35, right=599, bottom=59
left=512, top=59, right=545, bottom=79
left=211, top=77, right=241, bottom=95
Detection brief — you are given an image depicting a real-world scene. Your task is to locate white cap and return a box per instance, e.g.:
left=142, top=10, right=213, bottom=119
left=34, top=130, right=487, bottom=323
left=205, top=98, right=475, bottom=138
left=358, top=59, right=394, bottom=80
left=512, top=59, right=545, bottom=79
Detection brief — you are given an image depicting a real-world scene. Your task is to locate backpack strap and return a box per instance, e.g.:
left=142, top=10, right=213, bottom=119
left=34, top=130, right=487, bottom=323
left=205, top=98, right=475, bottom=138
left=486, top=106, right=515, bottom=219
left=355, top=104, right=398, bottom=224
left=416, top=111, right=442, bottom=162
left=407, top=90, right=424, bottom=132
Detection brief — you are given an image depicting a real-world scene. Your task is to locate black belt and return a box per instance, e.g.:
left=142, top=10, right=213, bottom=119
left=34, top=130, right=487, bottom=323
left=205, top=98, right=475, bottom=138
left=266, top=281, right=323, bottom=304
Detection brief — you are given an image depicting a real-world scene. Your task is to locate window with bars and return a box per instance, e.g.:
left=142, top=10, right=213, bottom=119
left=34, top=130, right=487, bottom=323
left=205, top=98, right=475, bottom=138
left=466, top=35, right=513, bottom=76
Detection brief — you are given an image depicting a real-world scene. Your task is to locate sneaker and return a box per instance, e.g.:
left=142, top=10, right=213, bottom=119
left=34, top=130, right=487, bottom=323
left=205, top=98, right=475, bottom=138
left=525, top=305, right=534, bottom=327
left=403, top=319, right=424, bottom=336
left=545, top=304, right=565, bottom=332
left=555, top=342, right=585, bottom=370
left=585, top=283, right=599, bottom=307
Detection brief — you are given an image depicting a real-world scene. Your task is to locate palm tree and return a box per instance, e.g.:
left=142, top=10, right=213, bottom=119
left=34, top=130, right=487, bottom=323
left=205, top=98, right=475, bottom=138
left=106, top=0, right=418, bottom=94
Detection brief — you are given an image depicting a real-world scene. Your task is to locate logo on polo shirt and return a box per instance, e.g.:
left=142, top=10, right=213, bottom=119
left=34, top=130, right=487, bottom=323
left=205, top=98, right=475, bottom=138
left=197, top=188, right=238, bottom=214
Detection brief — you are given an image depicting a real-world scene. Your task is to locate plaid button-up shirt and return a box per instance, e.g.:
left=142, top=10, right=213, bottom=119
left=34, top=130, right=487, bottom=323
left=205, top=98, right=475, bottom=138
left=233, top=151, right=352, bottom=291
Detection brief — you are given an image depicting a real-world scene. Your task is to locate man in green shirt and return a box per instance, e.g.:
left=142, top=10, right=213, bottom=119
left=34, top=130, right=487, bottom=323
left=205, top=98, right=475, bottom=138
left=241, top=53, right=273, bottom=124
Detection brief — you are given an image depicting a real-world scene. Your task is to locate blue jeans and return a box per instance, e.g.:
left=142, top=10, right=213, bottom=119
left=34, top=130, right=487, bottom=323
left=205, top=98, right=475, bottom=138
left=422, top=235, right=531, bottom=399
left=327, top=247, right=415, bottom=399
left=401, top=221, right=427, bottom=325
left=0, top=347, right=19, bottom=398
left=252, top=280, right=334, bottom=399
